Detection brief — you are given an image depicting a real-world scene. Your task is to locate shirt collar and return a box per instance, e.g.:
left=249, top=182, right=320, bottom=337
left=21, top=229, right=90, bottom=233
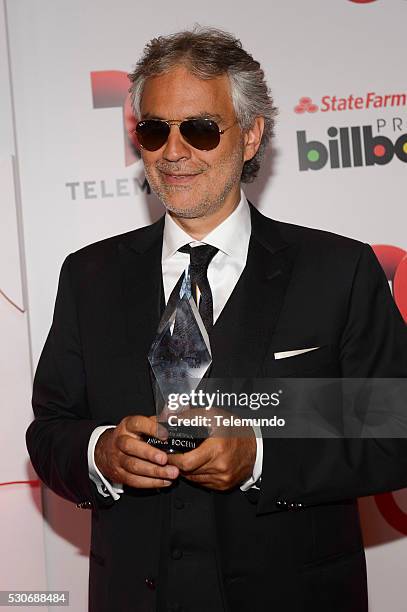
left=162, top=189, right=251, bottom=261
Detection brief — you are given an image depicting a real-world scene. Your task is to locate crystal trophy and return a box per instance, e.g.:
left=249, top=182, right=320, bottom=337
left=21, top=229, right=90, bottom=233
left=147, top=269, right=212, bottom=453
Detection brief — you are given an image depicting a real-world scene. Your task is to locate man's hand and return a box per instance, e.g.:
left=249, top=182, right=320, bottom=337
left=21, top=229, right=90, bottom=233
left=167, top=417, right=256, bottom=491
left=94, top=415, right=179, bottom=489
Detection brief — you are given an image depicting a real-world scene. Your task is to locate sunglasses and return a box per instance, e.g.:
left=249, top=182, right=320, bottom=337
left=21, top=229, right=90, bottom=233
left=134, top=118, right=237, bottom=152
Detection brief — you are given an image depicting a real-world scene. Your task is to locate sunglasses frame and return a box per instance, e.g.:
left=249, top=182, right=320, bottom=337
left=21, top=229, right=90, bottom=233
left=134, top=117, right=238, bottom=151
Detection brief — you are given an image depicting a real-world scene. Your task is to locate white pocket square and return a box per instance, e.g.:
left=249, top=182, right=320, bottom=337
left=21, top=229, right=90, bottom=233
left=274, top=346, right=320, bottom=360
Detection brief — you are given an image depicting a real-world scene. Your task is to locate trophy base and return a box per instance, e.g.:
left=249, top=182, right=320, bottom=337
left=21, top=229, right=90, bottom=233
left=145, top=427, right=208, bottom=454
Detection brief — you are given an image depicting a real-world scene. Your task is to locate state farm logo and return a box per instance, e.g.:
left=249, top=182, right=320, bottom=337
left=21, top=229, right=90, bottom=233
left=294, top=97, right=319, bottom=114
left=349, top=0, right=376, bottom=3
left=294, top=92, right=407, bottom=113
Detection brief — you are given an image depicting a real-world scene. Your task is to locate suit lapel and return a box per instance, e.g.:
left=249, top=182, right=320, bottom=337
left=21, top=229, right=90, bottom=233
left=210, top=204, right=298, bottom=379
left=117, top=216, right=165, bottom=370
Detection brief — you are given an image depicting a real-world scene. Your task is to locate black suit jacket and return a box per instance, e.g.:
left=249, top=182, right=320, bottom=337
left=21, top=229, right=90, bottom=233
left=27, top=204, right=407, bottom=612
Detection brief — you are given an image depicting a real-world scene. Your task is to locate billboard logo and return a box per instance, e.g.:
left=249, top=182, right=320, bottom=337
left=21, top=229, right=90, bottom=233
left=297, top=125, right=407, bottom=170
left=294, top=97, right=319, bottom=114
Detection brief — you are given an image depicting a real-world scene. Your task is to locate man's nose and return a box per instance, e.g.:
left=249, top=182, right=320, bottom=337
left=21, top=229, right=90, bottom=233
left=162, top=125, right=191, bottom=161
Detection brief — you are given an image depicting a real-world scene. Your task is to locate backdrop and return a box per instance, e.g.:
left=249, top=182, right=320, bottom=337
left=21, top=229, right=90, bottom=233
left=1, top=0, right=406, bottom=609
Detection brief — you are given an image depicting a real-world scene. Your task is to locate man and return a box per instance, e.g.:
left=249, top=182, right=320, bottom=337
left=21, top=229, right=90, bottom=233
left=26, top=27, right=407, bottom=612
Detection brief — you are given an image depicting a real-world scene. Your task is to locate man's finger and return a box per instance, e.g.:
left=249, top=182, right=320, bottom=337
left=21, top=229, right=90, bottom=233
left=125, top=415, right=168, bottom=440
left=121, top=455, right=179, bottom=481
left=167, top=438, right=214, bottom=472
left=116, top=435, right=169, bottom=466
left=125, top=473, right=174, bottom=489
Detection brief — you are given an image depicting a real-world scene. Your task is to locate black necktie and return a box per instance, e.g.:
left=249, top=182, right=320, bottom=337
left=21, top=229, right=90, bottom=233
left=179, top=244, right=219, bottom=332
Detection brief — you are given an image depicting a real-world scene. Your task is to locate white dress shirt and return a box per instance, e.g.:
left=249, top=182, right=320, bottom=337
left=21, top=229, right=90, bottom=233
left=88, top=190, right=263, bottom=499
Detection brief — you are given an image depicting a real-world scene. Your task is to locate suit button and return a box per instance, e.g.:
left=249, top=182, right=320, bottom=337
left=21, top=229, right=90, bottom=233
left=245, top=488, right=260, bottom=504
left=276, top=500, right=287, bottom=509
left=174, top=497, right=184, bottom=509
left=145, top=577, right=156, bottom=590
left=171, top=548, right=183, bottom=560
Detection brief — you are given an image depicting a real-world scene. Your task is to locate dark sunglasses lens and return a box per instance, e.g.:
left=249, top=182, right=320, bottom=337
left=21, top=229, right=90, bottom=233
left=136, top=120, right=170, bottom=151
left=180, top=119, right=220, bottom=150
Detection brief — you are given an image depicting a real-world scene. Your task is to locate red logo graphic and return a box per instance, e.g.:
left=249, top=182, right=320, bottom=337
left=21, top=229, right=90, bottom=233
left=375, top=493, right=407, bottom=536
left=294, top=97, right=319, bottom=114
left=349, top=1, right=377, bottom=3
left=91, top=70, right=139, bottom=166
left=372, top=245, right=407, bottom=323
left=372, top=244, right=407, bottom=535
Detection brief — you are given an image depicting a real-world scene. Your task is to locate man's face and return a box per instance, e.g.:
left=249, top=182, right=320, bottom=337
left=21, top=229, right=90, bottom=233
left=138, top=65, right=249, bottom=219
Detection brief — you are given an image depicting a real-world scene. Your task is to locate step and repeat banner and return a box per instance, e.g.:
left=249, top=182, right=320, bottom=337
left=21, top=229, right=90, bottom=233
left=2, top=0, right=406, bottom=609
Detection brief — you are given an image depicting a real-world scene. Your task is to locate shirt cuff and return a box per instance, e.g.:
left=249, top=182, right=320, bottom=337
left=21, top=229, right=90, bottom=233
left=88, top=425, right=124, bottom=500
left=239, top=423, right=263, bottom=491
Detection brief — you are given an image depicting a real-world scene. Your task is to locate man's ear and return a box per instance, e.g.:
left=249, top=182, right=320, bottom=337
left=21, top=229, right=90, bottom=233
left=243, top=116, right=265, bottom=162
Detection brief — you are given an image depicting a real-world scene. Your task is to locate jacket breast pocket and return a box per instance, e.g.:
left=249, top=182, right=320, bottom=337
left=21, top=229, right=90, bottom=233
left=262, top=344, right=337, bottom=377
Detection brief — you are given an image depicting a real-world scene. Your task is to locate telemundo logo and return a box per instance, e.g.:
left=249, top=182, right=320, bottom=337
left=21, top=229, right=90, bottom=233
left=297, top=125, right=407, bottom=171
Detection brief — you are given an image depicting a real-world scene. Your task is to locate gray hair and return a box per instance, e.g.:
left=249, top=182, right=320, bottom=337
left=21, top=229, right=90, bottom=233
left=128, top=26, right=278, bottom=183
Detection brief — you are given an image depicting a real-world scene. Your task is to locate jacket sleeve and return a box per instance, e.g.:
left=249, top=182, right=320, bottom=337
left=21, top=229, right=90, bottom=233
left=257, top=243, right=407, bottom=515
left=26, top=254, right=116, bottom=509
